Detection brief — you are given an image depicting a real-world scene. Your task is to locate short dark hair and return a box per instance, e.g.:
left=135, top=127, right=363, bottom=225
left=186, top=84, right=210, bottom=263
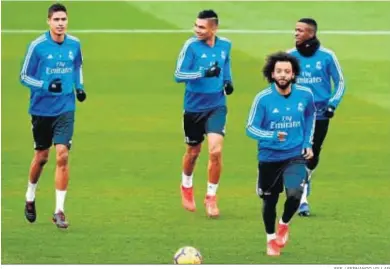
left=197, top=9, right=219, bottom=25
left=262, top=52, right=301, bottom=83
left=48, top=3, right=67, bottom=18
left=298, top=18, right=318, bottom=33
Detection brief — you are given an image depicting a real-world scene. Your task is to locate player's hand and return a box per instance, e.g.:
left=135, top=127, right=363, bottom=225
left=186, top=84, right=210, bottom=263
left=224, top=82, right=234, bottom=95
left=204, top=62, right=221, bottom=78
left=324, top=105, right=335, bottom=118
left=48, top=79, right=62, bottom=93
left=76, top=89, right=86, bottom=102
left=277, top=131, right=288, bottom=142
left=302, top=148, right=314, bottom=159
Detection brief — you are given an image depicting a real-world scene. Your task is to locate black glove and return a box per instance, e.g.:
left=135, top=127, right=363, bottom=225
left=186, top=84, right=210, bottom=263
left=76, top=89, right=86, bottom=102
left=324, top=105, right=335, bottom=118
left=48, top=79, right=62, bottom=93
left=204, top=62, right=221, bottom=78
left=224, top=82, right=234, bottom=95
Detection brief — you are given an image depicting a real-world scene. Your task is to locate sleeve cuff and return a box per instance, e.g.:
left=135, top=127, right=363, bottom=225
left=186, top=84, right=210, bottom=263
left=271, top=131, right=278, bottom=141
left=303, top=143, right=312, bottom=149
left=42, top=81, right=49, bottom=91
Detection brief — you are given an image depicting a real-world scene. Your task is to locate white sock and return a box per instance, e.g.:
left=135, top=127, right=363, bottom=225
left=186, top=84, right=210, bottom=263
left=206, top=182, right=218, bottom=196
left=25, top=181, right=37, bottom=202
left=182, top=172, right=193, bottom=188
left=279, top=218, right=289, bottom=226
left=267, top=233, right=276, bottom=242
left=55, top=190, right=67, bottom=213
left=300, top=183, right=308, bottom=204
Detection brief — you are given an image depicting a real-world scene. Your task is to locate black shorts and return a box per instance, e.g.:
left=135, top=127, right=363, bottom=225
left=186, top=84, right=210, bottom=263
left=31, top=111, right=75, bottom=150
left=183, top=106, right=227, bottom=146
left=257, top=156, right=307, bottom=198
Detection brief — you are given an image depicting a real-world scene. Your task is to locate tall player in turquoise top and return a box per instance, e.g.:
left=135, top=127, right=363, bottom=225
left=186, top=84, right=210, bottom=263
left=246, top=52, right=316, bottom=256
left=20, top=3, right=86, bottom=229
left=288, top=18, right=346, bottom=216
left=174, top=10, right=233, bottom=218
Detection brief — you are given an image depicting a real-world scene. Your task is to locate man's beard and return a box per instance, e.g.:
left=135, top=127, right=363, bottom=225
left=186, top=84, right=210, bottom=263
left=275, top=79, right=292, bottom=90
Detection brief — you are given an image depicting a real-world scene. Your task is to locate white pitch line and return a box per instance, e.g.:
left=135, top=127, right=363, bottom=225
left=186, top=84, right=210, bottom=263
left=2, top=0, right=390, bottom=2
left=2, top=29, right=390, bottom=35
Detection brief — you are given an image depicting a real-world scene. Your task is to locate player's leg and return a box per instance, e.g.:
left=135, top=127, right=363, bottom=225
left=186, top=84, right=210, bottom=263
left=276, top=157, right=306, bottom=247
left=181, top=111, right=206, bottom=212
left=25, top=115, right=53, bottom=223
left=204, top=106, right=227, bottom=218
left=299, top=119, right=330, bottom=216
left=203, top=132, right=223, bottom=217
left=257, top=161, right=284, bottom=256
left=52, top=111, right=74, bottom=228
left=181, top=144, right=202, bottom=211
left=182, top=144, right=202, bottom=186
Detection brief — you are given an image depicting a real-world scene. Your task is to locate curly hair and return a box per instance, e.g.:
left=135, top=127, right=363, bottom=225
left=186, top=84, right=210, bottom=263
left=262, top=52, right=301, bottom=83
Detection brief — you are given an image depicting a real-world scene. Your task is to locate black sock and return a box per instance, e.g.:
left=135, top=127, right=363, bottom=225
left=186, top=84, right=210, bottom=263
left=262, top=194, right=279, bottom=234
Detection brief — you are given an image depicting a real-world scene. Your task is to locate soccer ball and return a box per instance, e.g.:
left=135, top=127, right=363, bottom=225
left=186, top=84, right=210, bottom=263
left=173, top=246, right=203, bottom=264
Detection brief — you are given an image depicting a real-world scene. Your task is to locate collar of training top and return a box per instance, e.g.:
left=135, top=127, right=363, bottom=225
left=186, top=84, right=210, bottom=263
left=296, top=36, right=321, bottom=57
left=46, top=30, right=68, bottom=45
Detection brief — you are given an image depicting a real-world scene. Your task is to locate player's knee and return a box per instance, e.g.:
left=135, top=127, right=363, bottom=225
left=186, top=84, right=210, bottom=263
left=262, top=193, right=279, bottom=208
left=56, top=149, right=69, bottom=167
left=39, top=158, right=48, bottom=167
left=208, top=144, right=222, bottom=162
left=35, top=150, right=49, bottom=167
left=286, top=188, right=303, bottom=202
left=186, top=146, right=201, bottom=161
left=209, top=149, right=221, bottom=163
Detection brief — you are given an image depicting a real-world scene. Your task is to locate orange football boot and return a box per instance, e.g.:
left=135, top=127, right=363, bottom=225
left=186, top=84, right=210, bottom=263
left=204, top=195, right=219, bottom=218
left=181, top=185, right=196, bottom=212
left=275, top=223, right=289, bottom=248
left=267, top=239, right=281, bottom=256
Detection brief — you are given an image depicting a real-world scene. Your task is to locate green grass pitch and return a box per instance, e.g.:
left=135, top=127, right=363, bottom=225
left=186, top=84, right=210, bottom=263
left=2, top=1, right=390, bottom=264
